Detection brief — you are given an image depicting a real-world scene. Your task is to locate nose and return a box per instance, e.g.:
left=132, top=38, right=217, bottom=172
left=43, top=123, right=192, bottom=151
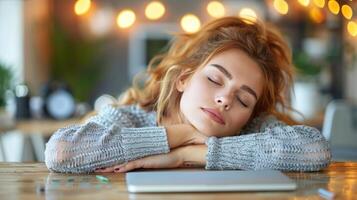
left=215, top=95, right=232, bottom=110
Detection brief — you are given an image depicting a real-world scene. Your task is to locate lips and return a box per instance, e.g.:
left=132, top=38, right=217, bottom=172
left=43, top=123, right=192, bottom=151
left=201, top=107, right=225, bottom=125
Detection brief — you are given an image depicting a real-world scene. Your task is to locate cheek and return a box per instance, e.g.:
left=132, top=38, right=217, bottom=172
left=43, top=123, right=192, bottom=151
left=179, top=78, right=201, bottom=113
left=228, top=110, right=253, bottom=132
left=183, top=76, right=212, bottom=100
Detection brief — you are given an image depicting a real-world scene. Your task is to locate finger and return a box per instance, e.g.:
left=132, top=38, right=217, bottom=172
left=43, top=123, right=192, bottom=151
left=95, top=163, right=126, bottom=172
left=112, top=163, right=128, bottom=173
left=114, top=163, right=133, bottom=173
left=115, top=160, right=141, bottom=173
left=102, top=167, right=115, bottom=172
left=94, top=167, right=106, bottom=172
left=113, top=163, right=126, bottom=169
left=95, top=166, right=115, bottom=173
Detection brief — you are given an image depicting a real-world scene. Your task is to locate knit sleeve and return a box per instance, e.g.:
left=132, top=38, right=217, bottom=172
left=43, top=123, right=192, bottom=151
left=44, top=105, right=170, bottom=173
left=205, top=115, right=331, bottom=171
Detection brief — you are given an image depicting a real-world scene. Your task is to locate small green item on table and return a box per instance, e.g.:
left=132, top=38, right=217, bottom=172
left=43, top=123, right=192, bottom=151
left=96, top=175, right=109, bottom=183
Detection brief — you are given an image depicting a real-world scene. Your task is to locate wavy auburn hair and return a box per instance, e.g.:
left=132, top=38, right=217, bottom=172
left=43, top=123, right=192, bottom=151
left=118, top=17, right=296, bottom=125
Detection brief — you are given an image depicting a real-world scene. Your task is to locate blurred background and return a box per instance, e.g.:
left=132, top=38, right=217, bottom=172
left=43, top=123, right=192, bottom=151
left=0, top=0, right=356, bottom=162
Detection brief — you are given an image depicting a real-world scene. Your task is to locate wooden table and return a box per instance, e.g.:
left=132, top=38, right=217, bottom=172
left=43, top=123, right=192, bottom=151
left=0, top=162, right=356, bottom=200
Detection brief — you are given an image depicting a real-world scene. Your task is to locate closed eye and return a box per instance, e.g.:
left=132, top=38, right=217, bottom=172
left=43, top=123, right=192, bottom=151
left=237, top=97, right=248, bottom=107
left=207, top=77, right=222, bottom=86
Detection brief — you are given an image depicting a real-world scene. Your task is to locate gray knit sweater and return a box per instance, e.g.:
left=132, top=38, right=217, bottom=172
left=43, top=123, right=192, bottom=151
left=45, top=104, right=331, bottom=173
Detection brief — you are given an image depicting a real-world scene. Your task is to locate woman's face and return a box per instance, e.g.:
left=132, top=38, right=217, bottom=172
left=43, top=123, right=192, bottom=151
left=177, top=48, right=264, bottom=137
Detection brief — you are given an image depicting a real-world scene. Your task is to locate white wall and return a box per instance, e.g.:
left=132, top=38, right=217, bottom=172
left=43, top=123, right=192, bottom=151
left=0, top=0, right=24, bottom=83
left=0, top=1, right=26, bottom=162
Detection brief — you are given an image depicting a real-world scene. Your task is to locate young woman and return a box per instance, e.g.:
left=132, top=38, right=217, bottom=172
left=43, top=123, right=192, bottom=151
left=45, top=17, right=331, bottom=173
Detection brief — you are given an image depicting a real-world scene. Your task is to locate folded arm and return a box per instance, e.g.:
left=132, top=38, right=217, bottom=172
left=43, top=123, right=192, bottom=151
left=205, top=116, right=331, bottom=171
left=44, top=105, right=170, bottom=173
left=97, top=115, right=331, bottom=173
left=45, top=105, right=205, bottom=173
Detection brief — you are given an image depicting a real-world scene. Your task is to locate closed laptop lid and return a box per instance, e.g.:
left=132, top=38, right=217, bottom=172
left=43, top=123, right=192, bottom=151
left=126, top=169, right=297, bottom=193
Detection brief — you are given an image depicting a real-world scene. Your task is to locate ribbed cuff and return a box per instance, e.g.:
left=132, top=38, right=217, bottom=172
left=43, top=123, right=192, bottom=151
left=120, top=126, right=170, bottom=162
left=205, top=136, right=257, bottom=170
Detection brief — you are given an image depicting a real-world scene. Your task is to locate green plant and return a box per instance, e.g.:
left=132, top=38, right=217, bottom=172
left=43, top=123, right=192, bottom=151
left=293, top=51, right=322, bottom=78
left=0, top=63, right=13, bottom=108
left=50, top=19, right=105, bottom=102
left=0, top=63, right=12, bottom=108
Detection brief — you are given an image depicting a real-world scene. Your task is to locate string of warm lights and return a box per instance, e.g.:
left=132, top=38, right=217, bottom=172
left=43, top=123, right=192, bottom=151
left=275, top=0, right=356, bottom=36
left=73, top=0, right=356, bottom=37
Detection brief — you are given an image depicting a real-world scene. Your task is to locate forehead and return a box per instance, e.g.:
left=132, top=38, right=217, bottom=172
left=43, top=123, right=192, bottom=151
left=202, top=48, right=264, bottom=96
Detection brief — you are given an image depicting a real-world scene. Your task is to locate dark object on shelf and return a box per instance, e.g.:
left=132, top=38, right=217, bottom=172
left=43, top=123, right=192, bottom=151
left=15, top=84, right=31, bottom=119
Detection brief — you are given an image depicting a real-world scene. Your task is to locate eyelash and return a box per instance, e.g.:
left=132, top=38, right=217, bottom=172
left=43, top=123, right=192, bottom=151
left=207, top=77, right=248, bottom=108
left=207, top=77, right=222, bottom=86
left=237, top=98, right=248, bottom=107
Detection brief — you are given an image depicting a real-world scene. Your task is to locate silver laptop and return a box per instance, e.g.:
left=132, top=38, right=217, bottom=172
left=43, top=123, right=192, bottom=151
left=126, top=169, right=297, bottom=193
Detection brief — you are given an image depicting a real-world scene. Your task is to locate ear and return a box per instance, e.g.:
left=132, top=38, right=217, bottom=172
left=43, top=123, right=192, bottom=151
left=176, top=69, right=191, bottom=92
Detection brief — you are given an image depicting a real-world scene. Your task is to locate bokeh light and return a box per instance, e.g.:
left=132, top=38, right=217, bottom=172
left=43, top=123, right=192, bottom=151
left=273, top=0, right=289, bottom=15
left=347, top=21, right=357, bottom=37
left=313, top=0, right=325, bottom=8
left=341, top=5, right=353, bottom=20
left=145, top=1, right=166, bottom=20
left=239, top=8, right=258, bottom=24
left=116, top=9, right=136, bottom=29
left=207, top=1, right=225, bottom=18
left=74, top=0, right=91, bottom=16
left=309, top=7, right=325, bottom=23
left=328, top=0, right=340, bottom=15
left=298, top=0, right=310, bottom=7
left=180, top=14, right=201, bottom=33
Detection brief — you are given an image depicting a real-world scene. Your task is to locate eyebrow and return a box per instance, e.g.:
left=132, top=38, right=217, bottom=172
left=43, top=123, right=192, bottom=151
left=210, top=64, right=258, bottom=100
left=210, top=64, right=232, bottom=80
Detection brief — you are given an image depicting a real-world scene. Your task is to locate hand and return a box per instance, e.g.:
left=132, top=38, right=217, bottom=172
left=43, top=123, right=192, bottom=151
left=94, top=147, right=185, bottom=173
left=94, top=145, right=207, bottom=173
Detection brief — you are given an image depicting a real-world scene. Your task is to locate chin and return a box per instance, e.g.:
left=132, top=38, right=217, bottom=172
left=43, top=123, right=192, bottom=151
left=194, top=123, right=224, bottom=137
left=182, top=108, right=233, bottom=137
left=196, top=123, right=240, bottom=137
left=184, top=115, right=222, bottom=137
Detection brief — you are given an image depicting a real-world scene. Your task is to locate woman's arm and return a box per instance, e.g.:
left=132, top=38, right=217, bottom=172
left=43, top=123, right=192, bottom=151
left=44, top=105, right=203, bottom=173
left=107, top=123, right=330, bottom=172
left=94, top=145, right=208, bottom=173
left=95, top=115, right=330, bottom=173
left=205, top=116, right=331, bottom=171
